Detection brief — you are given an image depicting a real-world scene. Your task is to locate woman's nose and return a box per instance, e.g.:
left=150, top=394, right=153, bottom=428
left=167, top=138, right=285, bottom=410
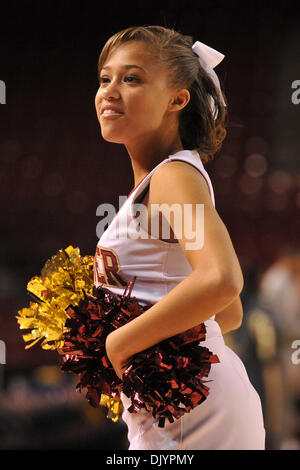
left=101, top=80, right=121, bottom=99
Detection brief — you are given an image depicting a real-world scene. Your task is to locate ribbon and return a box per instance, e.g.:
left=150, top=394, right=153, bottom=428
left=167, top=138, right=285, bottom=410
left=192, top=40, right=226, bottom=117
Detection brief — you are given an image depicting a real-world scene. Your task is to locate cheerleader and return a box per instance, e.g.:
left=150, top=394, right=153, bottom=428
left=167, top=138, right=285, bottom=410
left=94, top=25, right=266, bottom=450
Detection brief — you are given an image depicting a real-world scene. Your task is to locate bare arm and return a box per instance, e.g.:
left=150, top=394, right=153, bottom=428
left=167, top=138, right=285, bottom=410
left=106, top=161, right=244, bottom=377
left=214, top=295, right=243, bottom=335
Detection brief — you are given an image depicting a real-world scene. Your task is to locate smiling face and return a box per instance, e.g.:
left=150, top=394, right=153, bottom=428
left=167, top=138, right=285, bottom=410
left=95, top=41, right=183, bottom=146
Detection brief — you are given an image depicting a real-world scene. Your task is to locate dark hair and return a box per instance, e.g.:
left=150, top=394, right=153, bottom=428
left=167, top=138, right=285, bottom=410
left=97, top=25, right=228, bottom=164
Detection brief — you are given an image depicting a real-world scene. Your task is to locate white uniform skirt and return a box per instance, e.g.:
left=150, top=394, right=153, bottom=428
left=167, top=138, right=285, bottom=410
left=120, top=320, right=266, bottom=450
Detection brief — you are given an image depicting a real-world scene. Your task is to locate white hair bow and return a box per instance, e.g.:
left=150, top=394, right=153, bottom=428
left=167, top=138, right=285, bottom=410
left=192, top=40, right=226, bottom=117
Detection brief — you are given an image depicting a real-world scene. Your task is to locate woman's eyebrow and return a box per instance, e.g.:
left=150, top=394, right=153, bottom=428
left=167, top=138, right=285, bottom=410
left=101, top=64, right=146, bottom=73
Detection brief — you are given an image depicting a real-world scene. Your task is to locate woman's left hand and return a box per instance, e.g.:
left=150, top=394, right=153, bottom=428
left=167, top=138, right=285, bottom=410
left=105, top=330, right=132, bottom=380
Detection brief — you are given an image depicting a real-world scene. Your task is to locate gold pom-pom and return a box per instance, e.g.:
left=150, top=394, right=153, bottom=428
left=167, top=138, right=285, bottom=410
left=16, top=245, right=94, bottom=350
left=16, top=245, right=124, bottom=421
left=99, top=395, right=124, bottom=422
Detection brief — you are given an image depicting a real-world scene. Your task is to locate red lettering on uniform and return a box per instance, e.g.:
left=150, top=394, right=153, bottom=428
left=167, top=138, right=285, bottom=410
left=94, top=246, right=128, bottom=288
left=93, top=248, right=106, bottom=285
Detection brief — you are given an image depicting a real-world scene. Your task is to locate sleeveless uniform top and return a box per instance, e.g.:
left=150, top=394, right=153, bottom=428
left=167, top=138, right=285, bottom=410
left=93, top=149, right=220, bottom=339
left=92, top=149, right=266, bottom=450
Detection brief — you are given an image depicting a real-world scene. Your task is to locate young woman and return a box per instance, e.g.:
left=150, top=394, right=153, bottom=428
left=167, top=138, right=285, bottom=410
left=94, top=25, right=266, bottom=450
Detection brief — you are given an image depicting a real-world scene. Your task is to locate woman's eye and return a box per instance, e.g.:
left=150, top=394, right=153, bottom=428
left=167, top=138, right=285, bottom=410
left=99, top=75, right=139, bottom=84
left=125, top=76, right=139, bottom=82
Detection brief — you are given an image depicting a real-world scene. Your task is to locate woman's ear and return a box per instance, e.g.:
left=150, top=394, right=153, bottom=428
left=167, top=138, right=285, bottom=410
left=169, top=88, right=190, bottom=112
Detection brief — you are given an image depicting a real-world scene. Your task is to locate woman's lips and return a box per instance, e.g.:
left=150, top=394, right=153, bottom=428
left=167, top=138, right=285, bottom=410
left=100, top=112, right=124, bottom=119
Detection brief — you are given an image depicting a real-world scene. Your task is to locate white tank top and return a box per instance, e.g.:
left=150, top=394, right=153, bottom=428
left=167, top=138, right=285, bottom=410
left=94, top=149, right=221, bottom=339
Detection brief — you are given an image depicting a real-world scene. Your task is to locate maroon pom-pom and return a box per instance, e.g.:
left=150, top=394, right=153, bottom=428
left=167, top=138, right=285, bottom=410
left=57, top=278, right=220, bottom=426
left=57, top=277, right=152, bottom=407
left=122, top=323, right=220, bottom=427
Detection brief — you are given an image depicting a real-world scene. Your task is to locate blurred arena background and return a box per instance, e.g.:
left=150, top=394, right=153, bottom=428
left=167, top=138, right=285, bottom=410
left=0, top=0, right=299, bottom=450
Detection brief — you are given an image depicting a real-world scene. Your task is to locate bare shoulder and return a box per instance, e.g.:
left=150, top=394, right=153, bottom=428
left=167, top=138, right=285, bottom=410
left=148, top=159, right=244, bottom=292
left=149, top=159, right=213, bottom=206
